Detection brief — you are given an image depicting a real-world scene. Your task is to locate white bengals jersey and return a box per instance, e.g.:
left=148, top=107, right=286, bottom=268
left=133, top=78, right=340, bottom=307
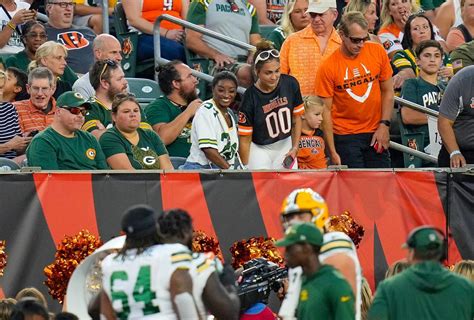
left=319, top=232, right=362, bottom=320
left=190, top=252, right=218, bottom=318
left=101, top=243, right=192, bottom=320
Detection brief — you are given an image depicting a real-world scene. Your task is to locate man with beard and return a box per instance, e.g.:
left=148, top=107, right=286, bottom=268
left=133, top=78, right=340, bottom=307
left=145, top=60, right=202, bottom=158
left=83, top=60, right=150, bottom=139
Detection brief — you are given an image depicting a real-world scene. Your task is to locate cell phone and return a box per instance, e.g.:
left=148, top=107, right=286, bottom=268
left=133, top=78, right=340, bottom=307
left=282, top=155, right=295, bottom=169
left=373, top=142, right=385, bottom=154
left=28, top=130, right=39, bottom=137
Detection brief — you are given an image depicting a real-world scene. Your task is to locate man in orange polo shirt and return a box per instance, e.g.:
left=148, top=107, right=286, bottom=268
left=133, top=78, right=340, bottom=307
left=316, top=12, right=394, bottom=168
left=14, top=67, right=57, bottom=135
left=280, top=0, right=341, bottom=96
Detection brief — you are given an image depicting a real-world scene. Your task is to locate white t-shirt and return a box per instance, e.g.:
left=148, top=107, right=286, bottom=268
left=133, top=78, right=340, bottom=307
left=0, top=1, right=30, bottom=54
left=186, top=99, right=239, bottom=167
left=101, top=243, right=192, bottom=319
left=190, top=252, right=217, bottom=318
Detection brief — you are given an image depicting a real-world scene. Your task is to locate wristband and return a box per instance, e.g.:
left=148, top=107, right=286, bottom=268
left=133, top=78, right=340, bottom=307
left=379, top=120, right=391, bottom=127
left=7, top=21, right=16, bottom=31
left=450, top=150, right=462, bottom=158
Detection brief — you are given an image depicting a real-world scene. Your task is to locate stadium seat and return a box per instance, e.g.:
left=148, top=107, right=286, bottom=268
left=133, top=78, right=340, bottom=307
left=114, top=3, right=154, bottom=77
left=169, top=156, right=187, bottom=169
left=259, top=25, right=277, bottom=39
left=397, top=111, right=424, bottom=168
left=126, top=78, right=163, bottom=106
left=0, top=158, right=20, bottom=171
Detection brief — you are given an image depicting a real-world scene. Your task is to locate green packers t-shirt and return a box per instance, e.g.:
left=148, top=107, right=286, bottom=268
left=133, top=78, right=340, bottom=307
left=26, top=126, right=108, bottom=170
left=99, top=127, right=168, bottom=169
left=297, top=265, right=355, bottom=320
left=145, top=96, right=192, bottom=157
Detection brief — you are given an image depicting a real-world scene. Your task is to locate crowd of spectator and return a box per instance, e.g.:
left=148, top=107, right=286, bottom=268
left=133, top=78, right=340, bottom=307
left=1, top=0, right=474, bottom=171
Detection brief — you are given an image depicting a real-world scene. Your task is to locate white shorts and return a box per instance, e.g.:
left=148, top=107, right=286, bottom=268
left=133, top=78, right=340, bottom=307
left=247, top=137, right=297, bottom=169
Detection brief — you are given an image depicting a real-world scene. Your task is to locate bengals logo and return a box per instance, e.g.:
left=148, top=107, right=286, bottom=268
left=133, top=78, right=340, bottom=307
left=122, top=37, right=133, bottom=57
left=383, top=40, right=393, bottom=50
left=238, top=111, right=247, bottom=124
left=85, top=148, right=96, bottom=160
left=57, top=31, right=90, bottom=50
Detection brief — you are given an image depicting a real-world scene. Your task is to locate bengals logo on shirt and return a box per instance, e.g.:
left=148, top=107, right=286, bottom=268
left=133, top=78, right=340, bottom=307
left=57, top=32, right=90, bottom=50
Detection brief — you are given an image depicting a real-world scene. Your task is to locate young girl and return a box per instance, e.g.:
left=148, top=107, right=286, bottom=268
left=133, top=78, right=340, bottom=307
left=297, top=96, right=327, bottom=169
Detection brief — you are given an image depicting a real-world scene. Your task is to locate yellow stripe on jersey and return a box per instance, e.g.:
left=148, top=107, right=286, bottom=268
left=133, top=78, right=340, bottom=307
left=293, top=103, right=305, bottom=116
left=139, top=122, right=152, bottom=130
left=246, top=3, right=257, bottom=16
left=196, top=259, right=212, bottom=273
left=320, top=239, right=353, bottom=254
left=171, top=252, right=192, bottom=263
left=82, top=119, right=98, bottom=131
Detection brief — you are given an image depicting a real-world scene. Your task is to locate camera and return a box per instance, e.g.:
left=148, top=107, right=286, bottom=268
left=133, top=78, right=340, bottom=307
left=237, top=258, right=288, bottom=312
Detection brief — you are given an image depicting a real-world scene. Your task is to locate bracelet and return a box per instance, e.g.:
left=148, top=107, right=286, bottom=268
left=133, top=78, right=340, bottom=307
left=379, top=120, right=391, bottom=127
left=450, top=150, right=462, bottom=158
left=164, top=30, right=169, bottom=38
left=7, top=21, right=16, bottom=31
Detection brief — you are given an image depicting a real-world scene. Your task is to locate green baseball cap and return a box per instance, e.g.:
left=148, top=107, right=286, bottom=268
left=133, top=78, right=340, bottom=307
left=56, top=91, right=91, bottom=109
left=275, top=222, right=323, bottom=247
left=403, top=226, right=443, bottom=252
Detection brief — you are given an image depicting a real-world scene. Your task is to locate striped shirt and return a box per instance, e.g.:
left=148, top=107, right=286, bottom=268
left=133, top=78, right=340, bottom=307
left=13, top=99, right=57, bottom=133
left=0, top=102, right=22, bottom=159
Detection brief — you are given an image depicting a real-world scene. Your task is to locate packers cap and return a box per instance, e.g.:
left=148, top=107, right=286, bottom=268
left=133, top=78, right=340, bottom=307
left=403, top=226, right=443, bottom=252
left=121, top=204, right=158, bottom=239
left=56, top=91, right=91, bottom=109
left=276, top=222, right=323, bottom=247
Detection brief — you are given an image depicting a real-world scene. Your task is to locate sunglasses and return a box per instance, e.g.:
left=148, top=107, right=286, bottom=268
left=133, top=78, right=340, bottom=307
left=346, top=34, right=370, bottom=44
left=99, top=59, right=117, bottom=82
left=66, top=107, right=87, bottom=116
left=254, top=49, right=280, bottom=65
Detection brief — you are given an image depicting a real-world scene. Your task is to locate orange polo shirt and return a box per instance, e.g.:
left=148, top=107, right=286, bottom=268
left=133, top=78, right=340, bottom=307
left=14, top=99, right=57, bottom=134
left=280, top=25, right=342, bottom=96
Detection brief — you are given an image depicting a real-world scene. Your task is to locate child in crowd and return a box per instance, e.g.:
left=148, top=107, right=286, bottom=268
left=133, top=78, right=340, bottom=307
left=3, top=67, right=28, bottom=102
left=297, top=96, right=327, bottom=169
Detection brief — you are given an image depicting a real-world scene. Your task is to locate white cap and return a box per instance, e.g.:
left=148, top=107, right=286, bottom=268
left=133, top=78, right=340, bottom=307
left=306, top=0, right=337, bottom=14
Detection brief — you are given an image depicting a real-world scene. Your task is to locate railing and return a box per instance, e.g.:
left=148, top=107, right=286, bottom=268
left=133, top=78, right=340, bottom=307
left=152, top=15, right=440, bottom=164
left=102, top=0, right=109, bottom=34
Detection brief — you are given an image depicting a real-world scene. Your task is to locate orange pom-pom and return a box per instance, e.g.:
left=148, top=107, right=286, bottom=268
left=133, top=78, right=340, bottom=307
left=326, top=210, right=365, bottom=247
left=0, top=240, right=7, bottom=277
left=229, top=236, right=284, bottom=269
left=192, top=230, right=223, bottom=262
left=43, top=230, right=102, bottom=303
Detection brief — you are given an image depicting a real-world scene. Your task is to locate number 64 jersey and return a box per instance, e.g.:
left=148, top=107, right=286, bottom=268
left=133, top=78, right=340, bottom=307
left=101, top=243, right=192, bottom=320
left=238, top=74, right=304, bottom=145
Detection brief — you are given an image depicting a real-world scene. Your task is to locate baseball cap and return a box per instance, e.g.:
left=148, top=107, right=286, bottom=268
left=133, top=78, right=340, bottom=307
left=275, top=222, right=323, bottom=247
left=306, top=0, right=337, bottom=14
left=56, top=91, right=91, bottom=110
left=402, top=226, right=443, bottom=252
left=121, top=204, right=158, bottom=239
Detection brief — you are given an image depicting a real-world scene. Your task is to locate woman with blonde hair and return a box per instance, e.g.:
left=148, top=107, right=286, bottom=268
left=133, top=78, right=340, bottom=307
left=385, top=259, right=410, bottom=278
left=452, top=260, right=473, bottom=281
left=360, top=278, right=373, bottom=320
left=28, top=41, right=73, bottom=99
left=267, top=0, right=310, bottom=50
left=345, top=0, right=380, bottom=42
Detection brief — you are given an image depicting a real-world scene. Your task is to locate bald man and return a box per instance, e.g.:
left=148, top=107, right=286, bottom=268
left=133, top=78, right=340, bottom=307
left=72, top=34, right=123, bottom=100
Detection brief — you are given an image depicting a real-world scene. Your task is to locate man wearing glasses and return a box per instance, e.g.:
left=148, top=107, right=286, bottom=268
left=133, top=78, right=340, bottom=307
left=45, top=0, right=96, bottom=74
left=279, top=0, right=341, bottom=96
left=316, top=12, right=394, bottom=168
left=26, top=91, right=108, bottom=170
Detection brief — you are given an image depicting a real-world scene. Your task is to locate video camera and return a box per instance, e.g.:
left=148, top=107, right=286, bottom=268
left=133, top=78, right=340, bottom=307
left=237, top=258, right=288, bottom=312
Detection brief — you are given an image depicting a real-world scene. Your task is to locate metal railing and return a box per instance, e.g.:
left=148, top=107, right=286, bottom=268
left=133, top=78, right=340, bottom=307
left=102, top=0, right=109, bottom=34
left=395, top=96, right=439, bottom=117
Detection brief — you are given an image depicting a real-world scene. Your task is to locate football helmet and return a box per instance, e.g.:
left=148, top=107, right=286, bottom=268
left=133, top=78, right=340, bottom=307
left=280, top=188, right=329, bottom=230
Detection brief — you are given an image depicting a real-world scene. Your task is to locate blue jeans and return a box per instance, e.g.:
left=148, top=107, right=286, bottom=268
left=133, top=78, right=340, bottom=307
left=180, top=162, right=220, bottom=170
left=137, top=34, right=186, bottom=62
left=334, top=133, right=391, bottom=168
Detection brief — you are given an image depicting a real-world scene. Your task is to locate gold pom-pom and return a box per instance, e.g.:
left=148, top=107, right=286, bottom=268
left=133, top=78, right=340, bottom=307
left=0, top=240, right=7, bottom=277
left=44, top=230, right=102, bottom=304
left=229, top=236, right=284, bottom=269
left=192, top=230, right=223, bottom=262
left=326, top=210, right=365, bottom=247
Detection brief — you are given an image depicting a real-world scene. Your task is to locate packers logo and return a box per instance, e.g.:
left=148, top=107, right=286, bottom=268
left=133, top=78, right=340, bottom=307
left=86, top=148, right=96, bottom=160
left=57, top=31, right=90, bottom=50
left=300, top=289, right=308, bottom=301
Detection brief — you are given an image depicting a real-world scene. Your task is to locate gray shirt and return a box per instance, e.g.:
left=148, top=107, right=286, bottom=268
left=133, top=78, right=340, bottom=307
left=73, top=72, right=95, bottom=100
left=439, top=65, right=474, bottom=150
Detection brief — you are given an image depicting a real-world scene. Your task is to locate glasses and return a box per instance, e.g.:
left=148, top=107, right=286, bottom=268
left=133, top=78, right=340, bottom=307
left=254, top=49, right=280, bottom=65
left=50, top=2, right=75, bottom=8
left=65, top=107, right=87, bottom=116
left=99, top=59, right=117, bottom=82
left=30, top=86, right=52, bottom=94
left=26, top=32, right=47, bottom=39
left=346, top=34, right=370, bottom=44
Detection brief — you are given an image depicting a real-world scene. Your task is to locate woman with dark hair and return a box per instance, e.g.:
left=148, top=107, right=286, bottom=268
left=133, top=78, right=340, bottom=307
left=392, top=13, right=453, bottom=89
left=238, top=40, right=303, bottom=169
left=182, top=71, right=240, bottom=169
left=99, top=93, right=173, bottom=170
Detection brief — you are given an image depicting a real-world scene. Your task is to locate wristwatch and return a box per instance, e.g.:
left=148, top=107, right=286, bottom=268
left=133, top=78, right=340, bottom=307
left=379, top=120, right=391, bottom=127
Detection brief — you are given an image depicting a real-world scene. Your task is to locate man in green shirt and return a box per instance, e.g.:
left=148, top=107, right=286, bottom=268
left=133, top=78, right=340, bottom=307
left=368, top=226, right=474, bottom=320
left=145, top=61, right=202, bottom=158
left=27, top=91, right=108, bottom=170
left=276, top=223, right=355, bottom=320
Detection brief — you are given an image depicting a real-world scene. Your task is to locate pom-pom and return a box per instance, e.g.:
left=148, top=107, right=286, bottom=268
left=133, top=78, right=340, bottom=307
left=326, top=210, right=365, bottom=247
left=44, top=230, right=102, bottom=304
left=192, top=230, right=223, bottom=262
left=0, top=240, right=7, bottom=277
left=229, top=236, right=284, bottom=269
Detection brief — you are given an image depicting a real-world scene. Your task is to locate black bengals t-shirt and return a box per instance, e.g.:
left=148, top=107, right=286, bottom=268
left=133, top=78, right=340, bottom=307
left=238, top=74, right=304, bottom=145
